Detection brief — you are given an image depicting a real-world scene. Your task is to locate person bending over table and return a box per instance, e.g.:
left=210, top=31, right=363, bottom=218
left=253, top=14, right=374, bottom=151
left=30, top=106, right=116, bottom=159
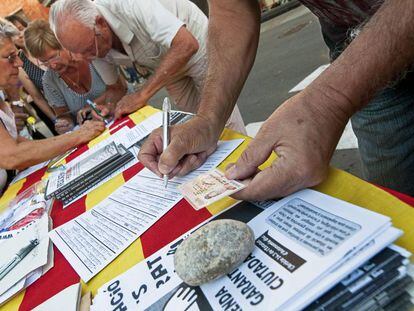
left=48, top=0, right=246, bottom=134
left=137, top=0, right=414, bottom=199
left=24, top=20, right=126, bottom=135
left=0, top=18, right=105, bottom=191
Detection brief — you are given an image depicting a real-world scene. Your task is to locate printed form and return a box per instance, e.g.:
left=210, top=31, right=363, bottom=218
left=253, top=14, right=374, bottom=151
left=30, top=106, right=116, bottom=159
left=49, top=139, right=243, bottom=282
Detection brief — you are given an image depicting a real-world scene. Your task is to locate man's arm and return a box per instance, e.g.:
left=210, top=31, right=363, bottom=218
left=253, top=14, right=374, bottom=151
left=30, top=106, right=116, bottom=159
left=138, top=0, right=260, bottom=177
left=228, top=0, right=414, bottom=200
left=114, top=26, right=199, bottom=119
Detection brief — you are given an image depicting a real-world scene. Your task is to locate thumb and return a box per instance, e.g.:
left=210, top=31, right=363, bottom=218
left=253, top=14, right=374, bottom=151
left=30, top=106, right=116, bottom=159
left=225, top=137, right=275, bottom=180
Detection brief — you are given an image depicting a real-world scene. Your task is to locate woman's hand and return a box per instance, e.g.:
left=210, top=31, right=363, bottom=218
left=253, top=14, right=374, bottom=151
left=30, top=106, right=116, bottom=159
left=76, top=120, right=106, bottom=144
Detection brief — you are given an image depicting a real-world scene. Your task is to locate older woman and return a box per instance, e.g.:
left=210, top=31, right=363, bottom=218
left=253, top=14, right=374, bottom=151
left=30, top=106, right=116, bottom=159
left=5, top=15, right=57, bottom=134
left=0, top=18, right=105, bottom=192
left=25, top=20, right=126, bottom=134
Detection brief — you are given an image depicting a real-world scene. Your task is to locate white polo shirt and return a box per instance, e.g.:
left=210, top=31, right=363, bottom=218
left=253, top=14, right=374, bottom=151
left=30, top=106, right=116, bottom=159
left=93, top=0, right=208, bottom=85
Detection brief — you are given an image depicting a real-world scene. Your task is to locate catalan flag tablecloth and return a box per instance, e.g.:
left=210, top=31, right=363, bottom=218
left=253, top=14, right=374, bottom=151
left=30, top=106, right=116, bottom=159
left=1, top=106, right=414, bottom=310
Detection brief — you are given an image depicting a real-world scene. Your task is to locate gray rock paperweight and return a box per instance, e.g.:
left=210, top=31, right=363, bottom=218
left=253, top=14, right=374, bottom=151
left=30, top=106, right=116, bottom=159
left=174, top=219, right=255, bottom=286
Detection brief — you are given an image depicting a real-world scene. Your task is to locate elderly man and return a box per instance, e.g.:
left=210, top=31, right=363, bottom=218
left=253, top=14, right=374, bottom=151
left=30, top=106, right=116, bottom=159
left=139, top=0, right=414, bottom=199
left=49, top=0, right=246, bottom=134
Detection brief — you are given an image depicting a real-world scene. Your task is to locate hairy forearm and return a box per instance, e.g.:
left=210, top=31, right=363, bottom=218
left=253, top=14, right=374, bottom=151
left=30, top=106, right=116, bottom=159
left=138, top=27, right=198, bottom=101
left=308, top=0, right=414, bottom=120
left=4, top=132, right=82, bottom=170
left=197, top=0, right=260, bottom=131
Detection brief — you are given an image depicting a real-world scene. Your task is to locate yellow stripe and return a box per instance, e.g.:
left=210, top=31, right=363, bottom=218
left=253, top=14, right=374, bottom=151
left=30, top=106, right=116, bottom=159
left=0, top=180, right=25, bottom=211
left=0, top=289, right=25, bottom=311
left=81, top=238, right=145, bottom=296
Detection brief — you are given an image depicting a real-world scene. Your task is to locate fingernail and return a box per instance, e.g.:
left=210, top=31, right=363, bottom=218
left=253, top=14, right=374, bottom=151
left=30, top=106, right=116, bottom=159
left=226, top=164, right=238, bottom=179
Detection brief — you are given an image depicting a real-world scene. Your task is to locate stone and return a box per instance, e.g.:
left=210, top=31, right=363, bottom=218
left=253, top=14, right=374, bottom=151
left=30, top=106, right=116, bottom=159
left=174, top=219, right=255, bottom=286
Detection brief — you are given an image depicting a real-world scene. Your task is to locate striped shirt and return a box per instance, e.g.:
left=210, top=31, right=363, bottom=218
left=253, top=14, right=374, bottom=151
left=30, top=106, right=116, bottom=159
left=19, top=50, right=45, bottom=93
left=43, top=63, right=106, bottom=118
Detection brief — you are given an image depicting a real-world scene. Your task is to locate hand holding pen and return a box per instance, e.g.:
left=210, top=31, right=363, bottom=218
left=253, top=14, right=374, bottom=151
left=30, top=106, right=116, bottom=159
left=86, top=99, right=111, bottom=125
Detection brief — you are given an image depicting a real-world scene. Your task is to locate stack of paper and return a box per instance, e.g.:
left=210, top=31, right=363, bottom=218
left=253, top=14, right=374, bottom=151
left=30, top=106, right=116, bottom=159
left=0, top=183, right=53, bottom=306
left=90, top=189, right=408, bottom=311
left=305, top=245, right=413, bottom=310
left=45, top=142, right=135, bottom=205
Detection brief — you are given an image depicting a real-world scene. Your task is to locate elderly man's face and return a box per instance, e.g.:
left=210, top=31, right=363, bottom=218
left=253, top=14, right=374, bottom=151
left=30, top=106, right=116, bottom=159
left=0, top=38, right=22, bottom=88
left=57, top=16, right=112, bottom=61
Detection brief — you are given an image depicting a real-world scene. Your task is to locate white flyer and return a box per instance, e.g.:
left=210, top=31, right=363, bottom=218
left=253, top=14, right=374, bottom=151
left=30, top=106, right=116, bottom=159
left=91, top=190, right=396, bottom=311
left=49, top=139, right=244, bottom=282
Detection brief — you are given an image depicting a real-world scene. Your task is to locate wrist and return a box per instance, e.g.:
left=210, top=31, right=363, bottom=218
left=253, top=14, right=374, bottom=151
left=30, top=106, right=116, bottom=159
left=303, top=81, right=356, bottom=124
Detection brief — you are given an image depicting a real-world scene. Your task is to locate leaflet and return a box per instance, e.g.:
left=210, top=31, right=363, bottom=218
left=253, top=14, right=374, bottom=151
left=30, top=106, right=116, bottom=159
left=91, top=190, right=395, bottom=311
left=49, top=139, right=243, bottom=282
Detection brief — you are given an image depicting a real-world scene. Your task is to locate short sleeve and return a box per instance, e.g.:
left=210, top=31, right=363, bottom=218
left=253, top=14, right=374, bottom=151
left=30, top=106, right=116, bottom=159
left=42, top=71, right=66, bottom=108
left=129, top=0, right=184, bottom=48
left=92, top=58, right=119, bottom=85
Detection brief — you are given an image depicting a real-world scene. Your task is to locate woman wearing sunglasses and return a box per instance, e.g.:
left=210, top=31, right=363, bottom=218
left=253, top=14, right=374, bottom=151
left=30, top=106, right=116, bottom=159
left=24, top=20, right=125, bottom=134
left=0, top=18, right=105, bottom=193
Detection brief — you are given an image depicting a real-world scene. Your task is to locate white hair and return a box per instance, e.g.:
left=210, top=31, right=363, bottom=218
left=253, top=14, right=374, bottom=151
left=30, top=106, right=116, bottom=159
left=0, top=18, right=19, bottom=41
left=49, top=0, right=99, bottom=34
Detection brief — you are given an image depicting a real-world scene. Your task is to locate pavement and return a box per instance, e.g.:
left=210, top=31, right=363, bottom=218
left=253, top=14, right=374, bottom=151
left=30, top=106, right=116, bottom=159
left=150, top=5, right=364, bottom=179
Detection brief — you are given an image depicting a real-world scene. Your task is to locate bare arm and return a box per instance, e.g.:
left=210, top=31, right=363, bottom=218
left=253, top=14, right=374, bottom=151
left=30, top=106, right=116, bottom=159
left=228, top=0, right=414, bottom=200
left=197, top=0, right=260, bottom=133
left=139, top=26, right=198, bottom=100
left=307, top=0, right=414, bottom=117
left=18, top=69, right=56, bottom=121
left=138, top=0, right=260, bottom=177
left=114, top=26, right=199, bottom=119
left=0, top=121, right=105, bottom=171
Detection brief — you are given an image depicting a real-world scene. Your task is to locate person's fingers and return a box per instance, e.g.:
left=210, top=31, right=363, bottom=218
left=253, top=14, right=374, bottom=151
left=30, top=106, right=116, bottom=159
left=232, top=154, right=327, bottom=200
left=175, top=152, right=209, bottom=177
left=138, top=132, right=164, bottom=177
left=225, top=137, right=275, bottom=181
left=158, top=134, right=193, bottom=175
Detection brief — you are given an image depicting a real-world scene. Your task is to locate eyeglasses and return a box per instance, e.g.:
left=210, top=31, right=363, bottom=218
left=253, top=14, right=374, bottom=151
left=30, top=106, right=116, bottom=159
left=39, top=50, right=62, bottom=66
left=1, top=50, right=20, bottom=65
left=81, top=25, right=100, bottom=59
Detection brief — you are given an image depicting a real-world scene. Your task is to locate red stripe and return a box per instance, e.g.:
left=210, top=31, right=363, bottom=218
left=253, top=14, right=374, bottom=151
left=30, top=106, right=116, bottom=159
left=19, top=245, right=80, bottom=311
left=122, top=162, right=144, bottom=182
left=51, top=196, right=87, bottom=228
left=17, top=166, right=48, bottom=195
left=65, top=144, right=89, bottom=163
left=140, top=199, right=212, bottom=258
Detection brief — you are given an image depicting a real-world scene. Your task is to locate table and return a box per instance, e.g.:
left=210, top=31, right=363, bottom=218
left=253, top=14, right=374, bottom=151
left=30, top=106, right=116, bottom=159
left=1, top=106, right=414, bottom=310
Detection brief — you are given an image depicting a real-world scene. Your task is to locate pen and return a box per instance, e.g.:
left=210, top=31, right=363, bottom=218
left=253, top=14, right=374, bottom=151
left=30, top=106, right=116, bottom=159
left=162, top=97, right=171, bottom=188
left=86, top=99, right=110, bottom=125
left=0, top=239, right=39, bottom=281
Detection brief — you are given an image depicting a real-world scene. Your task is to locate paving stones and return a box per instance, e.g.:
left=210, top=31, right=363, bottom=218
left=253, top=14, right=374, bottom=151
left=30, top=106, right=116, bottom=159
left=174, top=219, right=255, bottom=286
